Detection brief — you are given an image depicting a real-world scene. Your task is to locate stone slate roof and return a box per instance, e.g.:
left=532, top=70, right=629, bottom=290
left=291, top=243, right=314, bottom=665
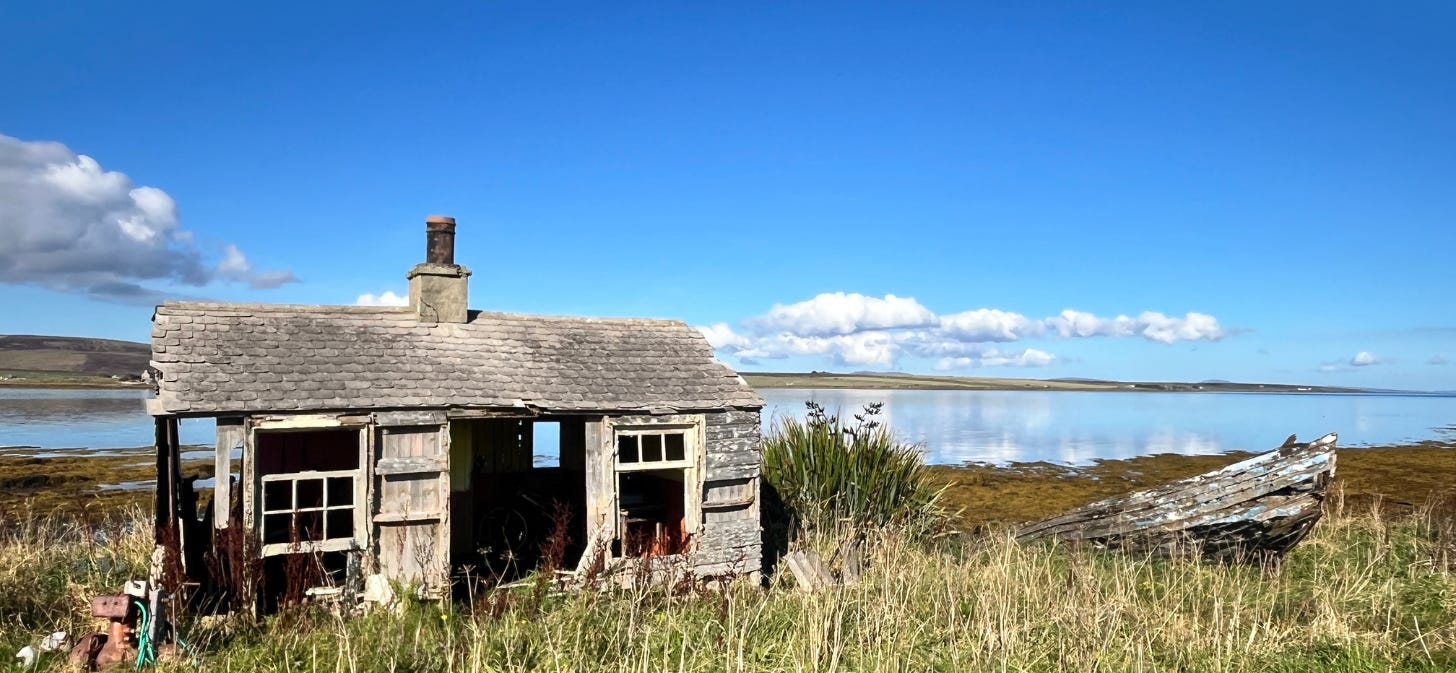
left=149, top=302, right=763, bottom=416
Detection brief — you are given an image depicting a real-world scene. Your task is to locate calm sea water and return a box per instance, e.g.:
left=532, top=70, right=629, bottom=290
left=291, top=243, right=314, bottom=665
left=760, top=388, right=1456, bottom=464
left=2, top=387, right=1453, bottom=465
left=0, top=388, right=215, bottom=452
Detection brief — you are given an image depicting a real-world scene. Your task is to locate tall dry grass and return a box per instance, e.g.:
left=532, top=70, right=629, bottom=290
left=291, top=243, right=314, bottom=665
left=3, top=490, right=1455, bottom=671
left=0, top=504, right=153, bottom=657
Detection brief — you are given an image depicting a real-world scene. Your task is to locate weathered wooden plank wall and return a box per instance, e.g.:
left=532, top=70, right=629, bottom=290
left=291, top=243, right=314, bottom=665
left=374, top=423, right=449, bottom=593
left=695, top=409, right=762, bottom=576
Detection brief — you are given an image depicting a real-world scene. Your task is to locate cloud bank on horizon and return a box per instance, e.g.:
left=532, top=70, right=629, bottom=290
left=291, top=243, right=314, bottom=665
left=699, top=292, right=1227, bottom=371
left=1318, top=351, right=1388, bottom=373
left=356, top=290, right=409, bottom=307
left=0, top=133, right=296, bottom=303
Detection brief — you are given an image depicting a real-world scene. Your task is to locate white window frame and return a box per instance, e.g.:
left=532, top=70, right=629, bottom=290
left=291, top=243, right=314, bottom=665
left=614, top=427, right=696, bottom=472
left=249, top=417, right=368, bottom=557
left=610, top=419, right=704, bottom=558
left=258, top=469, right=360, bottom=554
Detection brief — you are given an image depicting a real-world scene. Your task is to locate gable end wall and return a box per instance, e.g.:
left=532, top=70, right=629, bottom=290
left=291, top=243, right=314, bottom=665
left=693, top=409, right=763, bottom=577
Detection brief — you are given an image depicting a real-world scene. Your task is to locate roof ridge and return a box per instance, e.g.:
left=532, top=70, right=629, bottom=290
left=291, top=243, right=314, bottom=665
left=470, top=310, right=688, bottom=327
left=155, top=301, right=693, bottom=327
left=157, top=301, right=409, bottom=314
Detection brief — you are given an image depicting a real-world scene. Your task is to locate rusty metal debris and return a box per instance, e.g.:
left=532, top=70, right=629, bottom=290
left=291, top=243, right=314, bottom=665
left=69, top=581, right=178, bottom=671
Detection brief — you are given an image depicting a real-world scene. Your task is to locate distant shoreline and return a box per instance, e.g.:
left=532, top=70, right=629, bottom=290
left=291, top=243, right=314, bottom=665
left=742, top=372, right=1369, bottom=394
left=0, top=372, right=1381, bottom=394
left=0, top=378, right=147, bottom=390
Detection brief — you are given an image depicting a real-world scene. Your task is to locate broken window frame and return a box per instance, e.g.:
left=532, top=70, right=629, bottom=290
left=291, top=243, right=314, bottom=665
left=610, top=419, right=704, bottom=558
left=248, top=416, right=369, bottom=557
left=258, top=470, right=359, bottom=550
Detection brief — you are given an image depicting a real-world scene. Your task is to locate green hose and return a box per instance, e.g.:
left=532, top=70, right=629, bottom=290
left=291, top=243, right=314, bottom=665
left=133, top=600, right=153, bottom=670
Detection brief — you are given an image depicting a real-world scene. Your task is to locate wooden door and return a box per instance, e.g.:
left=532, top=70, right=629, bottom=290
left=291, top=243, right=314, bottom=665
left=372, top=412, right=450, bottom=596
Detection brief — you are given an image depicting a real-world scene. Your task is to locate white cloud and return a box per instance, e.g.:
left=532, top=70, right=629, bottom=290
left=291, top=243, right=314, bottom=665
left=934, top=347, right=1057, bottom=370
left=726, top=330, right=900, bottom=367
left=215, top=244, right=298, bottom=289
left=706, top=291, right=1229, bottom=369
left=937, top=309, right=1038, bottom=342
left=1350, top=351, right=1381, bottom=367
left=744, top=292, right=937, bottom=337
left=1430, top=354, right=1449, bottom=366
left=356, top=290, right=409, bottom=307
left=1044, top=309, right=1224, bottom=344
left=1319, top=351, right=1386, bottom=373
left=696, top=322, right=752, bottom=349
left=0, top=133, right=297, bottom=302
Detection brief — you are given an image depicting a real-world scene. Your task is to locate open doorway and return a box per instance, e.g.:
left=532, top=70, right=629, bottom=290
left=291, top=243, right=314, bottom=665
left=450, top=418, right=587, bottom=582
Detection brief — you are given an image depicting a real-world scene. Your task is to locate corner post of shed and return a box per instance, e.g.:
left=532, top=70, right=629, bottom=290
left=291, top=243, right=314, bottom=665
left=151, top=414, right=184, bottom=582
left=214, top=418, right=245, bottom=529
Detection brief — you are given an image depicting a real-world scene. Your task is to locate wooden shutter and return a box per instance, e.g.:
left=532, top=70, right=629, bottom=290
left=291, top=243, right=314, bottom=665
left=372, top=412, right=450, bottom=596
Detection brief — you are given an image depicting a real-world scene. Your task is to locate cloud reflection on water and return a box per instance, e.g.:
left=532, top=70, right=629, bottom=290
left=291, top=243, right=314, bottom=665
left=760, top=388, right=1456, bottom=465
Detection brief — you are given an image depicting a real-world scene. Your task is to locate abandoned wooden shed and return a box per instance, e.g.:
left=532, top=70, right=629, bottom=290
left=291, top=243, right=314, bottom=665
left=146, top=215, right=765, bottom=605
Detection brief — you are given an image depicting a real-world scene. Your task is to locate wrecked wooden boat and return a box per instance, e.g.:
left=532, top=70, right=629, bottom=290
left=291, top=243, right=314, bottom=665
left=1017, top=433, right=1338, bottom=562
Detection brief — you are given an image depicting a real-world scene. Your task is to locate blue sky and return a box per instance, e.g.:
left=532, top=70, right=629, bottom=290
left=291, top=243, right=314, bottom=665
left=1, top=2, right=1452, bottom=390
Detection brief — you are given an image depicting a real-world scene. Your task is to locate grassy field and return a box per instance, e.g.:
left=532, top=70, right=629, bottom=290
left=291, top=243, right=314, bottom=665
left=2, top=498, right=1455, bottom=672
left=0, top=334, right=150, bottom=387
left=0, top=370, right=147, bottom=388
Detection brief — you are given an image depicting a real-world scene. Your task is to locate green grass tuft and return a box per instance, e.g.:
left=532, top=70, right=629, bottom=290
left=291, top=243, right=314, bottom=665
left=762, top=401, right=947, bottom=536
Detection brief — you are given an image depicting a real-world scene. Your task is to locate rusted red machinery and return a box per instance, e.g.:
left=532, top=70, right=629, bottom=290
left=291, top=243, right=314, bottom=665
left=69, top=581, right=172, bottom=670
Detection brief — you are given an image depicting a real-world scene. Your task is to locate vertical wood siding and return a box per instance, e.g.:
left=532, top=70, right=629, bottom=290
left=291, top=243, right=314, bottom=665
left=695, top=409, right=763, bottom=577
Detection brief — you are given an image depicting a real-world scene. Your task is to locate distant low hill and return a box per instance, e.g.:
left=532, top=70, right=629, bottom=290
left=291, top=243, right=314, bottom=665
left=0, top=335, right=150, bottom=384
left=743, top=371, right=1366, bottom=394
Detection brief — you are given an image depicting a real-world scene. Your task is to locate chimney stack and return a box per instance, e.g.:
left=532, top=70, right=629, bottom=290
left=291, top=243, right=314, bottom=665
left=407, top=215, right=471, bottom=324
left=425, top=215, right=456, bottom=265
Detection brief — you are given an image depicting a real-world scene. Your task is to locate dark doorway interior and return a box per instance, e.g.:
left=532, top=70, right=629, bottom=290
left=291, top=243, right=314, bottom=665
left=452, top=418, right=587, bottom=582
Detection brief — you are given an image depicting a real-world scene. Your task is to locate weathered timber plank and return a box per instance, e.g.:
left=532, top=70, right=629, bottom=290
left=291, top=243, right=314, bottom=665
left=375, top=410, right=448, bottom=426
left=375, top=456, right=448, bottom=475
left=1019, top=433, right=1337, bottom=562
left=784, top=551, right=834, bottom=592
left=1023, top=453, right=1332, bottom=540
left=214, top=419, right=243, bottom=529
left=705, top=464, right=760, bottom=481
left=580, top=419, right=614, bottom=573
left=1021, top=440, right=1333, bottom=534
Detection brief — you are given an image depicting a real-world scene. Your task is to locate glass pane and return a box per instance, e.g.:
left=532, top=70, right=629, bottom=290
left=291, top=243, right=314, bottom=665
left=618, top=435, right=639, bottom=463
left=641, top=434, right=663, bottom=463
left=263, top=513, right=291, bottom=545
left=296, top=478, right=324, bottom=509
left=258, top=429, right=359, bottom=474
left=665, top=433, right=686, bottom=462
left=295, top=511, right=323, bottom=542
left=327, top=477, right=353, bottom=506
left=263, top=481, right=292, bottom=512
left=326, top=509, right=354, bottom=541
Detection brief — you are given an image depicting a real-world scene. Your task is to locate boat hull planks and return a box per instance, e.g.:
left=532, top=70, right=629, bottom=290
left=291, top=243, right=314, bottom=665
left=1017, top=433, right=1338, bottom=563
